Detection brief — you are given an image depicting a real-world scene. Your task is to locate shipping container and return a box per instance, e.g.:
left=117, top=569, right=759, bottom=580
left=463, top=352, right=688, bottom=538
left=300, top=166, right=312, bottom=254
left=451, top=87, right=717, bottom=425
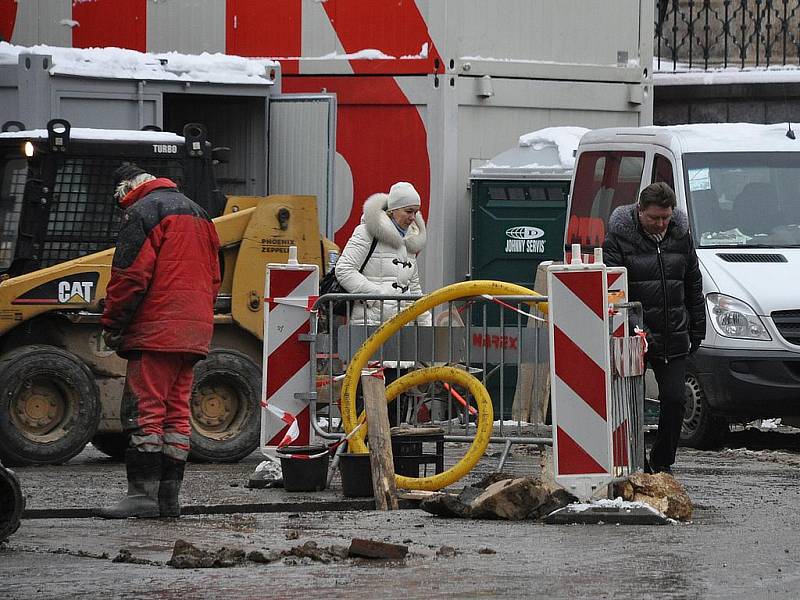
left=2, top=0, right=654, bottom=287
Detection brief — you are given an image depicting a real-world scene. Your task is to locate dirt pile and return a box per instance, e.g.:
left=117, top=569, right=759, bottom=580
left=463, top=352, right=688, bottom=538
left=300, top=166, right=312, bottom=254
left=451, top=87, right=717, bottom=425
left=612, top=472, right=693, bottom=521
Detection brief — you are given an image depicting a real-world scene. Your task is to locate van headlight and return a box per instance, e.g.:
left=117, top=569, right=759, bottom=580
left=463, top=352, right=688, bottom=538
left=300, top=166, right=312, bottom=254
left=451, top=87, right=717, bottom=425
left=706, top=293, right=771, bottom=340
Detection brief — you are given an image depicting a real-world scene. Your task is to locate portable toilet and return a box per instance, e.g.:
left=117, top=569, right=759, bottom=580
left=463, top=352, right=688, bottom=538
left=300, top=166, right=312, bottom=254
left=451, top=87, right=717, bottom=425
left=469, top=127, right=587, bottom=419
left=469, top=126, right=587, bottom=291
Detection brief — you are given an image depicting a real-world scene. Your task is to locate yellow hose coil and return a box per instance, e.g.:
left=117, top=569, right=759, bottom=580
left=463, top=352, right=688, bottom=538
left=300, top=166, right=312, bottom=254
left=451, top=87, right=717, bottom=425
left=340, top=280, right=544, bottom=490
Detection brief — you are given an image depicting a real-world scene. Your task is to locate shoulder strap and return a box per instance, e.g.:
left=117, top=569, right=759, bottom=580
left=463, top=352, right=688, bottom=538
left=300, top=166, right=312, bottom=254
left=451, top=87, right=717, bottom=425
left=358, top=237, right=379, bottom=273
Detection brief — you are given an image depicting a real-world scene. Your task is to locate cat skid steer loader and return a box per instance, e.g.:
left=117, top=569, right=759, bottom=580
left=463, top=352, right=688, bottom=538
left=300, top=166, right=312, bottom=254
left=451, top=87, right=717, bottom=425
left=0, top=120, right=338, bottom=465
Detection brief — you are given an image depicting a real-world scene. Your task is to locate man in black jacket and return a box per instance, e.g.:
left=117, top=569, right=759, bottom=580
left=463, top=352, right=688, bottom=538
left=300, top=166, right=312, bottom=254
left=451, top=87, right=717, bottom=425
left=603, top=182, right=705, bottom=473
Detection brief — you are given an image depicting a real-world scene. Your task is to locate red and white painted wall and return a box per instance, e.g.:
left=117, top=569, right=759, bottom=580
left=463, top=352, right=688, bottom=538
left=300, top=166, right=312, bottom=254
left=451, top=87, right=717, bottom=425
left=2, top=0, right=654, bottom=288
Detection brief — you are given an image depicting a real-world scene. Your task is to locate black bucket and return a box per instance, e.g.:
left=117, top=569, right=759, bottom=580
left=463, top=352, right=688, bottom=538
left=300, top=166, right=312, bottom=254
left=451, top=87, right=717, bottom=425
left=339, top=453, right=373, bottom=498
left=275, top=445, right=330, bottom=492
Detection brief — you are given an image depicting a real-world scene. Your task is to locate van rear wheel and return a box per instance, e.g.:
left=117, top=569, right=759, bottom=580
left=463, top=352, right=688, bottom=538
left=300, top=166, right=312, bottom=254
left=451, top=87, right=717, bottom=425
left=680, top=373, right=728, bottom=449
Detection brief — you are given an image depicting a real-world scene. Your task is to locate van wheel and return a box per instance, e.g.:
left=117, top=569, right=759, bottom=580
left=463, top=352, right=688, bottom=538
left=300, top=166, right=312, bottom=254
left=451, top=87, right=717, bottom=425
left=189, top=349, right=261, bottom=463
left=91, top=432, right=127, bottom=460
left=0, top=345, right=100, bottom=466
left=680, top=373, right=728, bottom=449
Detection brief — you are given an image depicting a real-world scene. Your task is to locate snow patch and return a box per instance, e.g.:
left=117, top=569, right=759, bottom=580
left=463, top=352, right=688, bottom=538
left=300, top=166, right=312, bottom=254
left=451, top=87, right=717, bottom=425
left=0, top=42, right=278, bottom=85
left=59, top=19, right=80, bottom=28
left=0, top=128, right=184, bottom=143
left=653, top=57, right=800, bottom=86
left=567, top=497, right=667, bottom=517
left=518, top=126, right=589, bottom=169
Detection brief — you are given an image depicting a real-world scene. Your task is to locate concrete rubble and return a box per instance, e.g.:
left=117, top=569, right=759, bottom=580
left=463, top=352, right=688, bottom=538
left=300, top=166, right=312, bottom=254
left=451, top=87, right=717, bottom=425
left=420, top=474, right=576, bottom=521
left=612, top=472, right=694, bottom=521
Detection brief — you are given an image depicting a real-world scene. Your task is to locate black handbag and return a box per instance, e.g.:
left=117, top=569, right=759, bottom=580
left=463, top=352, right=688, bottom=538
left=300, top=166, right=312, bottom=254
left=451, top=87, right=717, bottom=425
left=320, top=237, right=378, bottom=316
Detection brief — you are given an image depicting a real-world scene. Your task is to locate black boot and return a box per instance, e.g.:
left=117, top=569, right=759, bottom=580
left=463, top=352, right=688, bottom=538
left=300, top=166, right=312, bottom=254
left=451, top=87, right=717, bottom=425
left=96, top=449, right=160, bottom=519
left=159, top=454, right=186, bottom=518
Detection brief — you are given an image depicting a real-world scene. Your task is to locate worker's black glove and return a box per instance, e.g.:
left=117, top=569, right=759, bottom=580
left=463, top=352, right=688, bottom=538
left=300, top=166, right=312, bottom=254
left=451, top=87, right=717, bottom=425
left=689, top=337, right=703, bottom=355
left=102, top=329, right=122, bottom=350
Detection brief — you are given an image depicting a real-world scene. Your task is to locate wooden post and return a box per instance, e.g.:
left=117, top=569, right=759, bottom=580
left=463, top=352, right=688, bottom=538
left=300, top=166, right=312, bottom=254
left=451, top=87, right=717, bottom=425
left=361, top=372, right=399, bottom=510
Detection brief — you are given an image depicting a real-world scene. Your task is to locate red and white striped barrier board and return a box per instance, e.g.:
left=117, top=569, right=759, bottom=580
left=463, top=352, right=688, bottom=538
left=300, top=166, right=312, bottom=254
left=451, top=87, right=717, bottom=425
left=261, top=251, right=319, bottom=451
left=548, top=255, right=613, bottom=500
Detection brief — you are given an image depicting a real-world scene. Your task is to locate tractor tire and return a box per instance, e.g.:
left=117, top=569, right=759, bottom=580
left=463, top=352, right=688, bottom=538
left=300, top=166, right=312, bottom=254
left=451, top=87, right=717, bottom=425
left=189, top=349, right=261, bottom=463
left=91, top=432, right=128, bottom=460
left=0, top=462, right=24, bottom=542
left=680, top=372, right=728, bottom=450
left=0, top=345, right=100, bottom=466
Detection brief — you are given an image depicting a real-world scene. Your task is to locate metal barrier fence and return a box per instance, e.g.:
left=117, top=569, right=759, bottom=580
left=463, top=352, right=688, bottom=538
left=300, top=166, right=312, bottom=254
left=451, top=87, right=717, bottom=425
left=309, top=293, right=551, bottom=470
left=609, top=302, right=646, bottom=478
left=656, top=0, right=800, bottom=71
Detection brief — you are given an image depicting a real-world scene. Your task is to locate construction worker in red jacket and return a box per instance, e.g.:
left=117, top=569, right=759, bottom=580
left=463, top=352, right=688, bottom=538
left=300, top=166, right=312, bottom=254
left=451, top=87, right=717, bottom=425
left=97, top=163, right=221, bottom=519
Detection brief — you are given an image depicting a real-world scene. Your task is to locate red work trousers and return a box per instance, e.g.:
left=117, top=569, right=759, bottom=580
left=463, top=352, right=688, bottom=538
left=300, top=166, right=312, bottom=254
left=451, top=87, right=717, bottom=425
left=121, top=351, right=198, bottom=461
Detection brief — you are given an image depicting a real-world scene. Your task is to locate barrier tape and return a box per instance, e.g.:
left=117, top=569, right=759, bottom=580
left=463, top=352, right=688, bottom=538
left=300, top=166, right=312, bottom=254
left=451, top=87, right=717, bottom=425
left=480, top=294, right=547, bottom=323
left=278, top=422, right=366, bottom=460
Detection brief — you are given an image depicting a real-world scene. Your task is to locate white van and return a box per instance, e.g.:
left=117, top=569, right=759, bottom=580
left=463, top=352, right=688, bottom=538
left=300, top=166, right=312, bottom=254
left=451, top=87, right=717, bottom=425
left=567, top=123, right=800, bottom=448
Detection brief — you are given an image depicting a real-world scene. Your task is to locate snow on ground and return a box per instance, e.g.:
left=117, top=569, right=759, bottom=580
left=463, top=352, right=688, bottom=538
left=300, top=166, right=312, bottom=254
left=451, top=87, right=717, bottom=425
left=558, top=497, right=671, bottom=519
left=0, top=42, right=277, bottom=85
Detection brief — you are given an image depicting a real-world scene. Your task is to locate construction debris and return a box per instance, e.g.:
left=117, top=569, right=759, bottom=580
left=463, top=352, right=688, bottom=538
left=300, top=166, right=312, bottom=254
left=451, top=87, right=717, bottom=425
left=612, top=472, right=693, bottom=521
left=167, top=539, right=247, bottom=569
left=348, top=538, right=409, bottom=559
left=112, top=549, right=162, bottom=566
left=420, top=475, right=576, bottom=521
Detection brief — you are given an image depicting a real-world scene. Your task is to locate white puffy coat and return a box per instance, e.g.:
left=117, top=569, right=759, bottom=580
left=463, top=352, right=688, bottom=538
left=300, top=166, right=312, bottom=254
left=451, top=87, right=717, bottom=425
left=335, top=193, right=431, bottom=326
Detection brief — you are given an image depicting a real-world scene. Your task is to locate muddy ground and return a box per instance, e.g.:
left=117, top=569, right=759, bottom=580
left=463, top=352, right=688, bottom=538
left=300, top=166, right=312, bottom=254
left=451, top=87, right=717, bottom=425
left=2, top=428, right=800, bottom=599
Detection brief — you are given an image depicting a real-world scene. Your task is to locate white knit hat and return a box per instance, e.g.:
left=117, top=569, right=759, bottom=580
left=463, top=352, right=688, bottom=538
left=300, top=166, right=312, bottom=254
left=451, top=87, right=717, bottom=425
left=387, top=181, right=421, bottom=211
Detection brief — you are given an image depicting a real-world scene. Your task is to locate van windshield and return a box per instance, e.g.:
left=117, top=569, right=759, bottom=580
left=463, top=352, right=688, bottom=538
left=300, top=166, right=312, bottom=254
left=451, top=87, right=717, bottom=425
left=684, top=152, right=800, bottom=248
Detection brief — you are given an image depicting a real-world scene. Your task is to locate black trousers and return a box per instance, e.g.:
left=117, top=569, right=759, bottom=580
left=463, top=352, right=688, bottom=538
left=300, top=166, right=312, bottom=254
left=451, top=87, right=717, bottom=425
left=648, top=356, right=687, bottom=468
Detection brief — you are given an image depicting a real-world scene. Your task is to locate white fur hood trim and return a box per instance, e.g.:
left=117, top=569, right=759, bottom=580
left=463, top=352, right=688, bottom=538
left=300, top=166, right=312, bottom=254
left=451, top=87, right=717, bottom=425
left=361, top=193, right=427, bottom=254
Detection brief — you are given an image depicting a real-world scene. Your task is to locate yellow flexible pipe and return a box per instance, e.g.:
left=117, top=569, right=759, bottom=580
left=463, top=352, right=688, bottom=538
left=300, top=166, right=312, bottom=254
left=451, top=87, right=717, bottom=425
left=340, top=280, right=544, bottom=489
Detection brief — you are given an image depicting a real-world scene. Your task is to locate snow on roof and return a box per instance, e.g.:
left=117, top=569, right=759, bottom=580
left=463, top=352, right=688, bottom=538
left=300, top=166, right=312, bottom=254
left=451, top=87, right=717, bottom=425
left=518, top=127, right=589, bottom=168
left=582, top=123, right=800, bottom=153
left=471, top=126, right=588, bottom=179
left=0, top=42, right=277, bottom=85
left=0, top=128, right=184, bottom=143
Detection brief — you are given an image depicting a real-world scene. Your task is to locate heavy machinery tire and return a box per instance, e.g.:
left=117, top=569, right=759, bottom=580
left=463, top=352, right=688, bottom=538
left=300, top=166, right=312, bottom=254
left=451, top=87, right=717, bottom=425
left=189, top=349, right=261, bottom=463
left=0, top=345, right=100, bottom=466
left=91, top=432, right=128, bottom=460
left=680, top=372, right=728, bottom=449
left=0, top=462, right=24, bottom=542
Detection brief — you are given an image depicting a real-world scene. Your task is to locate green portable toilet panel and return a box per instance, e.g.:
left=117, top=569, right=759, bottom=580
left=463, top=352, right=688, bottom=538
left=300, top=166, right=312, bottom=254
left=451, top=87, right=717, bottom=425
left=469, top=127, right=587, bottom=419
left=469, top=127, right=587, bottom=290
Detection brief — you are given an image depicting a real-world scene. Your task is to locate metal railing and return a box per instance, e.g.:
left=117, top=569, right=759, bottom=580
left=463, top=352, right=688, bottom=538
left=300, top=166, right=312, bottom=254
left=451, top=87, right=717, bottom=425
left=309, top=293, right=551, bottom=470
left=655, top=0, right=800, bottom=70
left=608, top=302, right=647, bottom=477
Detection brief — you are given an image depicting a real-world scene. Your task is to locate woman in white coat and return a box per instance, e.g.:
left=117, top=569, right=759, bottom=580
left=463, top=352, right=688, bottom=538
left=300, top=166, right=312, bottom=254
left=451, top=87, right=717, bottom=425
left=335, top=181, right=431, bottom=326
left=335, top=181, right=431, bottom=425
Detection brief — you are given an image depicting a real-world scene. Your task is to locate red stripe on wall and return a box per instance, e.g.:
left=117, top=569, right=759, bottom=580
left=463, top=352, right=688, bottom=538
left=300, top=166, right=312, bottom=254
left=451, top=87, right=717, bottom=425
left=266, top=320, right=310, bottom=399
left=283, top=76, right=430, bottom=248
left=555, top=271, right=605, bottom=319
left=321, top=0, right=441, bottom=74
left=72, top=0, right=146, bottom=51
left=553, top=326, right=607, bottom=420
left=0, top=0, right=16, bottom=42
left=226, top=0, right=302, bottom=74
left=557, top=426, right=607, bottom=475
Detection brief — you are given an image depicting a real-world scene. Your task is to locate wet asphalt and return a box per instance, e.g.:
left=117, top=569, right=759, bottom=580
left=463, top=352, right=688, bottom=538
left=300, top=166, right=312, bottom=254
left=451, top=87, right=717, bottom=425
left=2, top=429, right=800, bottom=600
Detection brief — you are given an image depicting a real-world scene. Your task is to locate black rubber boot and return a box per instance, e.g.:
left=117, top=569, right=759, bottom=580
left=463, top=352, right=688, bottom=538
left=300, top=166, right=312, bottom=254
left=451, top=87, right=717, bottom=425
left=96, top=449, right=161, bottom=519
left=158, top=454, right=186, bottom=518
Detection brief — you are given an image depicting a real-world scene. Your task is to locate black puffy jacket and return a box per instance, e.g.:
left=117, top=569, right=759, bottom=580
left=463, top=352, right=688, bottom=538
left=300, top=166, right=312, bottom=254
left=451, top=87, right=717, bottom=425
left=602, top=204, right=705, bottom=361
